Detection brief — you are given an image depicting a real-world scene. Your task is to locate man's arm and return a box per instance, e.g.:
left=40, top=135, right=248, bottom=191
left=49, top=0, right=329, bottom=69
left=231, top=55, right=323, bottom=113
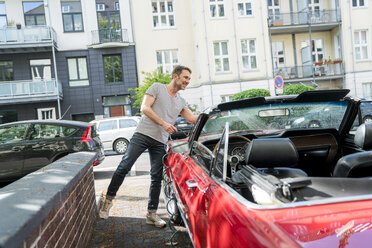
left=180, top=108, right=198, bottom=124
left=141, top=93, right=177, bottom=134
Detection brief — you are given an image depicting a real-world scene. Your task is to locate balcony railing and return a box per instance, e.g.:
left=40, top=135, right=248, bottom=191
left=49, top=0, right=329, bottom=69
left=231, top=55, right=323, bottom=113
left=0, top=80, right=62, bottom=104
left=0, top=26, right=57, bottom=45
left=274, top=62, right=344, bottom=80
left=269, top=9, right=340, bottom=27
left=91, top=28, right=129, bottom=46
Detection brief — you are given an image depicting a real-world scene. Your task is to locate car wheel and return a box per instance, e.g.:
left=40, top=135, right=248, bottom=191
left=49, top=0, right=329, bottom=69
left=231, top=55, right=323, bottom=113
left=363, top=116, right=372, bottom=124
left=114, top=138, right=129, bottom=154
left=163, top=177, right=182, bottom=224
left=308, top=120, right=321, bottom=128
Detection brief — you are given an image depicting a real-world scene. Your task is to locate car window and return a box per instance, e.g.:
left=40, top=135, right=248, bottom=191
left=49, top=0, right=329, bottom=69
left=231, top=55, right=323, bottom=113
left=0, top=124, right=28, bottom=144
left=98, top=120, right=117, bottom=131
left=119, top=119, right=138, bottom=128
left=30, top=124, right=78, bottom=140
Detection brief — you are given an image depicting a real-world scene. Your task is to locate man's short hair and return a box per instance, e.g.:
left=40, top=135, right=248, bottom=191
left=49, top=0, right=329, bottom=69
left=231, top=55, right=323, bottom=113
left=172, top=65, right=192, bottom=76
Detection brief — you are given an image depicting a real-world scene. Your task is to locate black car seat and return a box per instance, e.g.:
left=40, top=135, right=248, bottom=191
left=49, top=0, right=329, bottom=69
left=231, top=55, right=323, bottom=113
left=333, top=123, right=372, bottom=177
left=244, top=138, right=308, bottom=178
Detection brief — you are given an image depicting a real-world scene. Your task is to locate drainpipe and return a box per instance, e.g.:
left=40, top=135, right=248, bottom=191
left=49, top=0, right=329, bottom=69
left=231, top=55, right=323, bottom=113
left=231, top=3, right=242, bottom=92
left=46, top=0, right=61, bottom=119
left=347, top=0, right=357, bottom=95
left=202, top=0, right=214, bottom=106
left=259, top=1, right=271, bottom=92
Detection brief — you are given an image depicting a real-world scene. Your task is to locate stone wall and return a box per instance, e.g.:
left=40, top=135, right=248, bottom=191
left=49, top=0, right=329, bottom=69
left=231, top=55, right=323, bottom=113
left=0, top=152, right=98, bottom=248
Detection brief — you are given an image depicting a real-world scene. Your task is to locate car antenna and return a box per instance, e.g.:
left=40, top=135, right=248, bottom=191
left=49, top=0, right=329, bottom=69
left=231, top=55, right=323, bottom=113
left=59, top=105, right=72, bottom=120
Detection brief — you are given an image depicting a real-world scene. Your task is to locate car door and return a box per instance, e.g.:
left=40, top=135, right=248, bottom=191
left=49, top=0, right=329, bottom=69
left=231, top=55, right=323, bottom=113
left=117, top=119, right=138, bottom=139
left=97, top=120, right=117, bottom=150
left=0, top=123, right=28, bottom=181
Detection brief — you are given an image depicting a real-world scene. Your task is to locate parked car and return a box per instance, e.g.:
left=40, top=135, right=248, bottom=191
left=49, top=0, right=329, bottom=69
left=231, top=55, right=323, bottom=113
left=0, top=119, right=104, bottom=182
left=90, top=116, right=140, bottom=154
left=170, top=116, right=194, bottom=140
left=164, top=89, right=372, bottom=247
left=360, top=100, right=372, bottom=123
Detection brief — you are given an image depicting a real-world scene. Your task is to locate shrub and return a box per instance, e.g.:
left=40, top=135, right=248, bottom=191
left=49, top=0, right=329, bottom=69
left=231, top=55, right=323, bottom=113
left=283, top=84, right=315, bottom=95
left=232, top=89, right=270, bottom=100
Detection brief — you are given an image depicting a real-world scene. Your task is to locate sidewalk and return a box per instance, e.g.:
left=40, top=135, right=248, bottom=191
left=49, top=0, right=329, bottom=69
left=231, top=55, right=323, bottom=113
left=89, top=152, right=193, bottom=248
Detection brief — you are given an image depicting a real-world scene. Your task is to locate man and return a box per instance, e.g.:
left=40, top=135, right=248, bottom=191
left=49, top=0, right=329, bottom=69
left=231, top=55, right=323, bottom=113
left=99, top=65, right=198, bottom=227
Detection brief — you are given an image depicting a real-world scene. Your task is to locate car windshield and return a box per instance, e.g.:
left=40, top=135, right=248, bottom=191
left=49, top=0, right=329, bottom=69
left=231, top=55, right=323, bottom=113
left=200, top=101, right=349, bottom=137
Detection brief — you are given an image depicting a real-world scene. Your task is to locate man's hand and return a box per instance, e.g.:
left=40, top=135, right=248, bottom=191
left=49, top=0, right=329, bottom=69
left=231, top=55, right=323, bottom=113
left=161, top=122, right=178, bottom=134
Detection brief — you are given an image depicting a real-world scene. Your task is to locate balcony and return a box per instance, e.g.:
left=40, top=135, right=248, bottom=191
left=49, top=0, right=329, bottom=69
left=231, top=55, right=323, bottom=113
left=0, top=80, right=63, bottom=105
left=269, top=9, right=341, bottom=34
left=90, top=28, right=129, bottom=48
left=0, top=26, right=57, bottom=53
left=274, top=62, right=344, bottom=83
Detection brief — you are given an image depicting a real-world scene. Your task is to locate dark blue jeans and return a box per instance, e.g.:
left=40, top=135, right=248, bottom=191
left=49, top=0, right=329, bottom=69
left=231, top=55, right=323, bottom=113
left=107, top=132, right=166, bottom=211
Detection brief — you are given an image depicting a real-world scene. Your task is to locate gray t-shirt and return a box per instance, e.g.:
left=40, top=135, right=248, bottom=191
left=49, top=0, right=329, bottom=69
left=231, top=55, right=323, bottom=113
left=136, top=83, right=187, bottom=144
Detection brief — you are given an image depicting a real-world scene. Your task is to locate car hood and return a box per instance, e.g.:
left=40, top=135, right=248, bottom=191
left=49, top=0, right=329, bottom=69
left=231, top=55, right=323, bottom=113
left=271, top=202, right=372, bottom=247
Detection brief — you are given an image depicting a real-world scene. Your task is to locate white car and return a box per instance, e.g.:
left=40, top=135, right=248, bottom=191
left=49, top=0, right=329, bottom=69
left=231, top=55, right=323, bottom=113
left=90, top=116, right=140, bottom=154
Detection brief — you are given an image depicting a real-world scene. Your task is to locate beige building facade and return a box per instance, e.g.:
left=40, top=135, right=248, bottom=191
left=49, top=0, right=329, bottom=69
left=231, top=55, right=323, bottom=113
left=131, top=0, right=372, bottom=112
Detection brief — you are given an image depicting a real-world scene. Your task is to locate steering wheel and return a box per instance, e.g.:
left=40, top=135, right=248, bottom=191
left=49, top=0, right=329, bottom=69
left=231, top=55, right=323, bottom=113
left=213, top=135, right=251, bottom=156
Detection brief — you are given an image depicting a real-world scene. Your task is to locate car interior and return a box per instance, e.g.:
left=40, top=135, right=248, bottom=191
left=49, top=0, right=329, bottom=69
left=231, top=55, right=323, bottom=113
left=189, top=121, right=372, bottom=207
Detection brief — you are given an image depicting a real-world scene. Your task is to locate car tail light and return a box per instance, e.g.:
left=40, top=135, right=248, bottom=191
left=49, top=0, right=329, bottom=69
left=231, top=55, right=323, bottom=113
left=81, top=126, right=93, bottom=142
left=93, top=160, right=100, bottom=166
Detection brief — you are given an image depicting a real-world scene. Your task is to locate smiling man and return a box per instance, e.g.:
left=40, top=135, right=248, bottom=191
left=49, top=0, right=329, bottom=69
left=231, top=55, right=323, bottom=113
left=99, top=65, right=198, bottom=227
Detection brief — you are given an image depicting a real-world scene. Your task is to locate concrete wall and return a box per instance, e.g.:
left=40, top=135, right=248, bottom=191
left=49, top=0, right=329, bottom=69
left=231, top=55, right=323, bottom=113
left=0, top=152, right=98, bottom=248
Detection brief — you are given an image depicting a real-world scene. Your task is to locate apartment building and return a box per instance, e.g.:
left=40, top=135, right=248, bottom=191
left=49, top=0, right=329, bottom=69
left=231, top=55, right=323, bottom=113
left=132, top=0, right=372, bottom=112
left=0, top=0, right=137, bottom=123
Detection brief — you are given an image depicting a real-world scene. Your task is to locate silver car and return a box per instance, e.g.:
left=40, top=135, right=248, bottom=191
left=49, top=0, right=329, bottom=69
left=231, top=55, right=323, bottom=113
left=90, top=116, right=140, bottom=154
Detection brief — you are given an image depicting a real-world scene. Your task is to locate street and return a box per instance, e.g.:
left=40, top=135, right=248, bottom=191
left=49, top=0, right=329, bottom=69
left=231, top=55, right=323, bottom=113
left=90, top=151, right=193, bottom=248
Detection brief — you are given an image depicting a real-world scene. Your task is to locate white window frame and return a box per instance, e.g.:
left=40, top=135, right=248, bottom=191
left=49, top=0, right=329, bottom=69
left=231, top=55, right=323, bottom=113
left=213, top=41, right=230, bottom=73
left=156, top=49, right=179, bottom=74
left=362, top=83, right=372, bottom=99
left=272, top=41, right=285, bottom=69
left=209, top=0, right=225, bottom=19
left=237, top=0, right=252, bottom=17
left=152, top=0, right=175, bottom=29
left=354, top=30, right=370, bottom=61
left=61, top=5, right=70, bottom=13
left=115, top=2, right=120, bottom=10
left=221, top=95, right=233, bottom=103
left=37, top=107, right=56, bottom=120
left=312, top=39, right=324, bottom=63
left=352, top=0, right=367, bottom=8
left=241, top=39, right=257, bottom=71
left=96, top=3, right=105, bottom=11
left=268, top=0, right=280, bottom=20
left=67, top=57, right=89, bottom=87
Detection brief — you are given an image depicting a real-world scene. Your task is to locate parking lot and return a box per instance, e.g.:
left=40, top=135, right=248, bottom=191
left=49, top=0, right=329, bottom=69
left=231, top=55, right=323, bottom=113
left=90, top=151, right=193, bottom=248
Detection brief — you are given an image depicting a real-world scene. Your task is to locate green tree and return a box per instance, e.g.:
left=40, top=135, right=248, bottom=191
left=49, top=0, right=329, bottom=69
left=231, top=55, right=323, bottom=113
left=232, top=89, right=270, bottom=100
left=129, top=68, right=172, bottom=109
left=283, top=84, right=315, bottom=95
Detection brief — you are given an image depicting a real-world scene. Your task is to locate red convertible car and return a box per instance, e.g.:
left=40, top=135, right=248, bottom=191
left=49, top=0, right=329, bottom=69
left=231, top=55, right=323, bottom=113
left=164, top=89, right=372, bottom=248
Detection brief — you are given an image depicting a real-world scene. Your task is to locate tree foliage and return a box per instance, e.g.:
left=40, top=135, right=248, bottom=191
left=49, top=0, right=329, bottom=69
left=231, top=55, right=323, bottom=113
left=283, top=84, right=315, bottom=95
left=232, top=89, right=271, bottom=100
left=129, top=68, right=172, bottom=109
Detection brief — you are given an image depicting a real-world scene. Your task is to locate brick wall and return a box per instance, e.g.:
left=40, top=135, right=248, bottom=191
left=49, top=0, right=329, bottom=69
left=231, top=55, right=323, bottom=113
left=23, top=167, right=97, bottom=248
left=0, top=152, right=98, bottom=248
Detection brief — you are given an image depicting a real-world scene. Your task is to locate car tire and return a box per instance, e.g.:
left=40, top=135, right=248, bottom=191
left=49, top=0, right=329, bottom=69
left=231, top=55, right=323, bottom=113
left=363, top=116, right=372, bottom=124
left=114, top=138, right=129, bottom=154
left=163, top=177, right=182, bottom=224
left=308, top=120, right=321, bottom=128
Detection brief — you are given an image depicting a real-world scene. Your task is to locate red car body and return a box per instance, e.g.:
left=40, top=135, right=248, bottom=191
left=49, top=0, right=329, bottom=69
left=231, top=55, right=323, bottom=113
left=164, top=90, right=372, bottom=248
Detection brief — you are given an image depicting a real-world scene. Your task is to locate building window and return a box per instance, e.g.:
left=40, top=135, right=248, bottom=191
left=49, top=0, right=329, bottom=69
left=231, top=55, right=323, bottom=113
left=241, top=39, right=257, bottom=70
left=363, top=83, right=372, bottom=99
left=272, top=41, right=285, bottom=69
left=210, top=0, right=225, bottom=18
left=0, top=2, right=7, bottom=28
left=237, top=0, right=252, bottom=16
left=30, top=59, right=51, bottom=81
left=103, top=55, right=123, bottom=83
left=0, top=61, right=13, bottom=81
left=115, top=2, right=120, bottom=10
left=61, top=1, right=84, bottom=32
left=37, top=107, right=56, bottom=120
left=221, top=95, right=232, bottom=103
left=67, top=57, right=89, bottom=87
left=352, top=0, right=365, bottom=7
left=268, top=0, right=280, bottom=20
left=312, top=39, right=324, bottom=63
left=23, top=1, right=46, bottom=26
left=213, top=41, right=230, bottom=72
left=156, top=50, right=179, bottom=74
left=96, top=3, right=105, bottom=11
left=152, top=0, right=175, bottom=28
left=354, top=30, right=369, bottom=61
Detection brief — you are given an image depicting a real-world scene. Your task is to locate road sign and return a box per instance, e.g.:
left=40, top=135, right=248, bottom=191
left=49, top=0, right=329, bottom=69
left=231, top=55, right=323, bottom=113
left=274, top=76, right=284, bottom=89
